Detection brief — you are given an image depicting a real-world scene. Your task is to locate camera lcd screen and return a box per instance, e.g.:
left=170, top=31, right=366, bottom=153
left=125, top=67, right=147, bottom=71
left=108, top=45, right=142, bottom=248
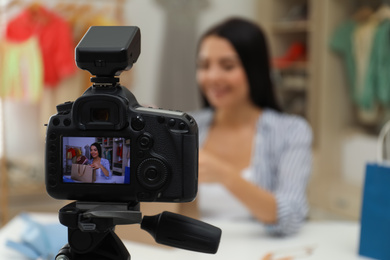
left=62, top=137, right=130, bottom=184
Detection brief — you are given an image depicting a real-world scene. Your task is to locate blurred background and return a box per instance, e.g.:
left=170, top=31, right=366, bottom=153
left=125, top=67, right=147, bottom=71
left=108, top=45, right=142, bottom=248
left=1, top=0, right=389, bottom=225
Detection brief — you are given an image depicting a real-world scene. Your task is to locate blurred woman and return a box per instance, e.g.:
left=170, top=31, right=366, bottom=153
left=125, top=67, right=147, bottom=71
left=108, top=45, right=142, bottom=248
left=192, top=17, right=312, bottom=236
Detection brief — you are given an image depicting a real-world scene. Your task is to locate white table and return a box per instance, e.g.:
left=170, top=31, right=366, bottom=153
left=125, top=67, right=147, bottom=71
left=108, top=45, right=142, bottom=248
left=0, top=213, right=372, bottom=260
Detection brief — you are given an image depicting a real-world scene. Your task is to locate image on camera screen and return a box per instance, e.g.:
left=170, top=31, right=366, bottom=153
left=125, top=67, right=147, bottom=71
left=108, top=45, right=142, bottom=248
left=62, top=137, right=130, bottom=184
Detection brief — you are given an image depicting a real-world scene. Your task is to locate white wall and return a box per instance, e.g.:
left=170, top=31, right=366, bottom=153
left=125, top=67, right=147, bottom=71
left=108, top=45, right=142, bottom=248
left=1, top=0, right=259, bottom=166
left=123, top=0, right=165, bottom=106
left=341, top=133, right=377, bottom=187
left=124, top=0, right=259, bottom=107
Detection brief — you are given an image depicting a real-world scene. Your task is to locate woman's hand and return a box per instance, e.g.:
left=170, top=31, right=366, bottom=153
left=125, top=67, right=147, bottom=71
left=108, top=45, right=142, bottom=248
left=199, top=149, right=236, bottom=184
left=90, top=160, right=109, bottom=177
left=90, top=161, right=101, bottom=170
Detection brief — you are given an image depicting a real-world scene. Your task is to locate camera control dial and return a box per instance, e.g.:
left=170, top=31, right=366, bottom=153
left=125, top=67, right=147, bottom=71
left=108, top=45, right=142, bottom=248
left=137, top=158, right=169, bottom=190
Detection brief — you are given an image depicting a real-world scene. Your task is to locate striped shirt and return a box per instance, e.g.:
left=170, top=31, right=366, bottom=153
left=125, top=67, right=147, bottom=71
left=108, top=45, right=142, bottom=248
left=191, top=108, right=312, bottom=236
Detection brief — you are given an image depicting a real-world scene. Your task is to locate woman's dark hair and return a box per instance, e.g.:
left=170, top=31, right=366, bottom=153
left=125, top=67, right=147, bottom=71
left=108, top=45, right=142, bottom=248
left=198, top=17, right=281, bottom=111
left=90, top=142, right=102, bottom=158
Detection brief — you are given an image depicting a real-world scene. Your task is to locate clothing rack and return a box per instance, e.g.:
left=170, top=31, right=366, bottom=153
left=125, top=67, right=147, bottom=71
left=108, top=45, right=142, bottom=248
left=65, top=145, right=83, bottom=175
left=0, top=0, right=126, bottom=22
left=0, top=0, right=126, bottom=226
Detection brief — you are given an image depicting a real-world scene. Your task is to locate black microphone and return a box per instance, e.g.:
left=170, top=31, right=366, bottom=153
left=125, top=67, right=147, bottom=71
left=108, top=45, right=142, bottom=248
left=141, top=211, right=222, bottom=254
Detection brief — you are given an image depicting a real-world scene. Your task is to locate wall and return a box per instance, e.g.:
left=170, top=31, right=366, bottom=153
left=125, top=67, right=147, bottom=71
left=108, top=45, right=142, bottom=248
left=124, top=0, right=260, bottom=108
left=2, top=0, right=261, bottom=162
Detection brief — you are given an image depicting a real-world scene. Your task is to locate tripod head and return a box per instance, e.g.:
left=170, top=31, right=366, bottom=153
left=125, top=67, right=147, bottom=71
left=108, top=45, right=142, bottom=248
left=56, top=201, right=221, bottom=260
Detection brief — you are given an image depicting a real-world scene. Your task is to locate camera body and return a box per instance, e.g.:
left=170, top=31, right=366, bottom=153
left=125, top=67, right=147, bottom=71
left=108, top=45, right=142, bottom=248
left=45, top=26, right=198, bottom=203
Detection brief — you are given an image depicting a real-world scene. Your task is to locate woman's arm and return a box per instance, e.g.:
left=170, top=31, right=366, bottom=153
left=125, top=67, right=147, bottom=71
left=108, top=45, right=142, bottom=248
left=100, top=159, right=111, bottom=178
left=199, top=150, right=278, bottom=223
left=265, top=120, right=312, bottom=235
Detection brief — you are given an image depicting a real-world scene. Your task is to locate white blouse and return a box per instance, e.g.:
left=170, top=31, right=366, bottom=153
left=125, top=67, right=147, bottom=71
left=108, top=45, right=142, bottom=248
left=191, top=108, right=313, bottom=236
left=198, top=168, right=253, bottom=221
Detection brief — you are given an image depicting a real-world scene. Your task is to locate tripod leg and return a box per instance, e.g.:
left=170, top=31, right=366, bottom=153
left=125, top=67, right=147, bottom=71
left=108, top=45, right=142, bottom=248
left=56, top=230, right=130, bottom=260
left=56, top=244, right=71, bottom=260
left=91, top=229, right=130, bottom=260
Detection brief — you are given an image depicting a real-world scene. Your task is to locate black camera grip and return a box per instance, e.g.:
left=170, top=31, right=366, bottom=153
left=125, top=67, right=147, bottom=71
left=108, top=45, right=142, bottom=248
left=141, top=211, right=222, bottom=254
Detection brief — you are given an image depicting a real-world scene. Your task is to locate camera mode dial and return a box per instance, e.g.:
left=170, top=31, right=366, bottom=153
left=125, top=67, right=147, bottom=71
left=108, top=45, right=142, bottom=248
left=137, top=158, right=169, bottom=190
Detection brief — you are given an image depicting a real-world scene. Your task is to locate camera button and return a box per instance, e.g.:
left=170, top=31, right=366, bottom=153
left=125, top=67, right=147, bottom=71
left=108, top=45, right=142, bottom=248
left=52, top=117, right=60, bottom=126
left=179, top=122, right=186, bottom=130
left=63, top=118, right=71, bottom=126
left=140, top=136, right=150, bottom=147
left=146, top=168, right=158, bottom=180
left=138, top=134, right=153, bottom=149
left=131, top=116, right=145, bottom=131
left=168, top=119, right=176, bottom=127
left=49, top=132, right=57, bottom=140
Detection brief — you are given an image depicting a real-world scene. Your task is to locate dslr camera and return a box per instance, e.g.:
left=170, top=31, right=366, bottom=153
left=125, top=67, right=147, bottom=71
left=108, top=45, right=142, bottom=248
left=45, top=26, right=198, bottom=203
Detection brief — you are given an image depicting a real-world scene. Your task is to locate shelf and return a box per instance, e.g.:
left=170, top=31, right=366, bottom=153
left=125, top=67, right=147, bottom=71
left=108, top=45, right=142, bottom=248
left=273, top=61, right=308, bottom=72
left=272, top=20, right=310, bottom=33
left=266, top=0, right=311, bottom=121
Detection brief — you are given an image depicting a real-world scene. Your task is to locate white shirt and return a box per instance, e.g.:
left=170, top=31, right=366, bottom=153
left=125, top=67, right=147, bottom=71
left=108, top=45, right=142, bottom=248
left=199, top=168, right=254, bottom=221
left=191, top=108, right=313, bottom=236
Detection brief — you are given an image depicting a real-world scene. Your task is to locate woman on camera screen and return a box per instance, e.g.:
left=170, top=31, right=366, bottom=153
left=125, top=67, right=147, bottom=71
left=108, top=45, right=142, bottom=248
left=89, top=142, right=112, bottom=180
left=192, top=17, right=312, bottom=236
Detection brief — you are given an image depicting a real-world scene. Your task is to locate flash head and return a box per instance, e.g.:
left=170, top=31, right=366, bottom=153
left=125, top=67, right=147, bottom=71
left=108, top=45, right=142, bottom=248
left=75, top=26, right=141, bottom=77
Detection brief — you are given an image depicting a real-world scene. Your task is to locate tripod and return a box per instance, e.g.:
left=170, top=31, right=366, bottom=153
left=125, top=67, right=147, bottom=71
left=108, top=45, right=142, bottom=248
left=55, top=201, right=222, bottom=260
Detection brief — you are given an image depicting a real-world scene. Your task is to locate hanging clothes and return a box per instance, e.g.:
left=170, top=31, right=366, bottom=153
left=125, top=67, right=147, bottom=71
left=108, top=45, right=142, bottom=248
left=371, top=6, right=390, bottom=107
left=5, top=4, right=76, bottom=88
left=353, top=11, right=383, bottom=124
left=0, top=37, right=43, bottom=103
left=330, top=5, right=390, bottom=125
left=329, top=20, right=356, bottom=94
left=84, top=144, right=90, bottom=159
left=353, top=15, right=380, bottom=109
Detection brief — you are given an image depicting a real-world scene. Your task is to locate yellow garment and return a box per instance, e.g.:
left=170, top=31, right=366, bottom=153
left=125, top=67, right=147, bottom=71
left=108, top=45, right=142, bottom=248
left=75, top=148, right=82, bottom=157
left=0, top=37, right=43, bottom=103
